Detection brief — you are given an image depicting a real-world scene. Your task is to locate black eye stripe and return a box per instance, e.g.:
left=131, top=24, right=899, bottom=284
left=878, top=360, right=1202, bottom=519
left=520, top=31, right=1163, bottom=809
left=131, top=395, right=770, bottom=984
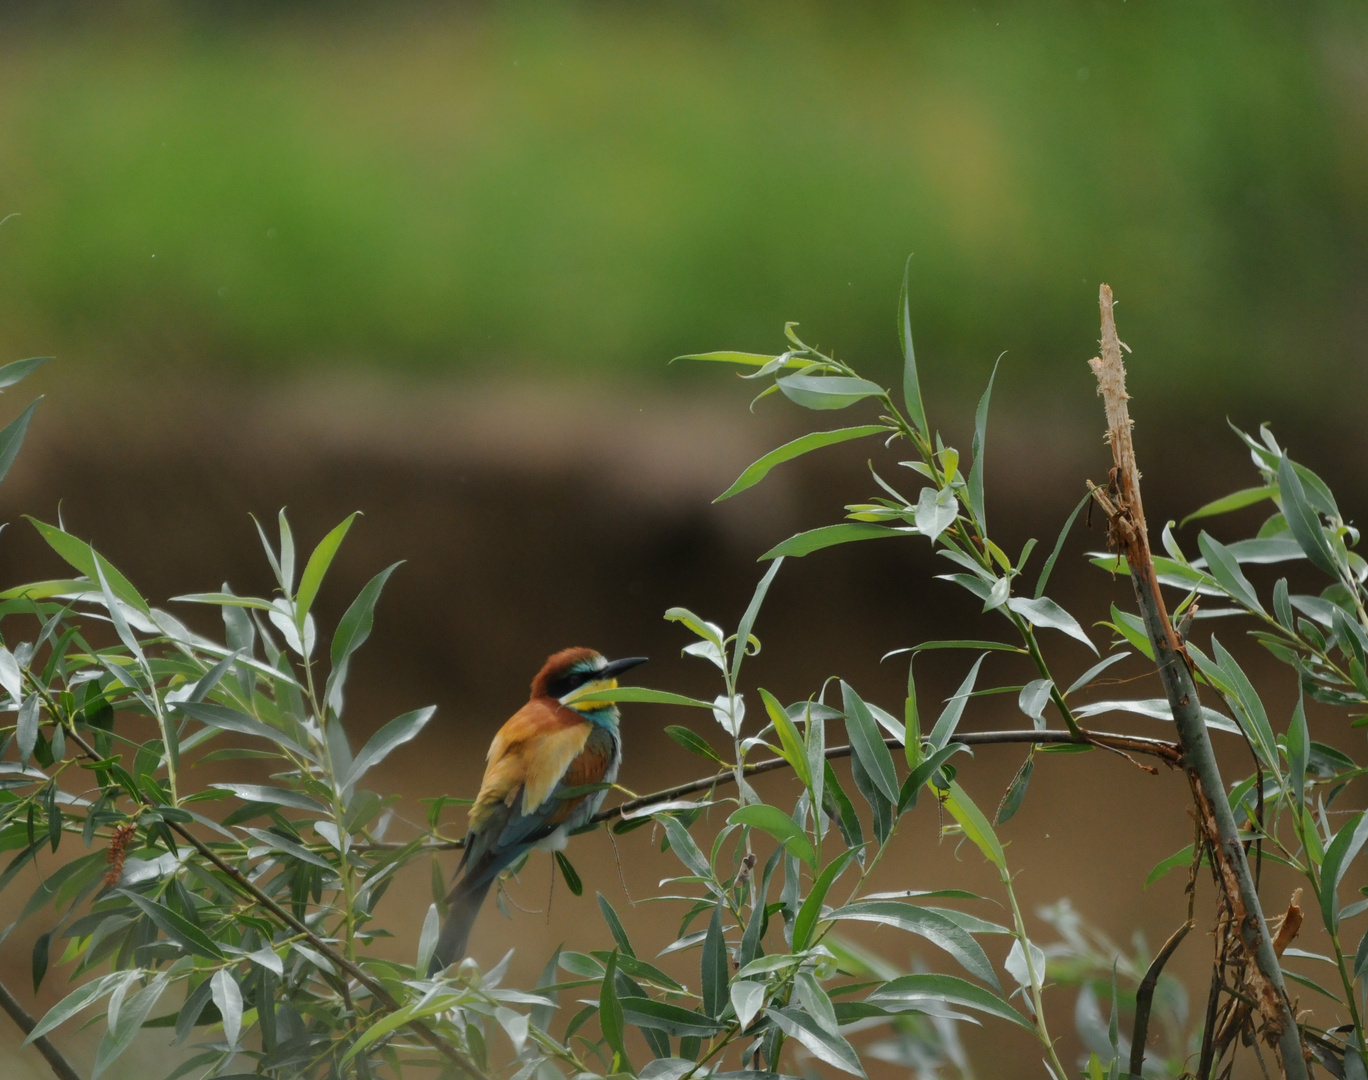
left=548, top=667, right=606, bottom=699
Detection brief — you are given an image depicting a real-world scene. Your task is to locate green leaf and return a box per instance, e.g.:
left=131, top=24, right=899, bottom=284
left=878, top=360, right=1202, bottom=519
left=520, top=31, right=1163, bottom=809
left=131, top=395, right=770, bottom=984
left=340, top=706, right=436, bottom=789
left=840, top=682, right=899, bottom=803
left=776, top=373, right=884, bottom=411
left=1198, top=531, right=1265, bottom=615
left=1288, top=694, right=1309, bottom=813
left=657, top=814, right=714, bottom=879
left=554, top=851, right=583, bottom=896
left=294, top=513, right=359, bottom=628
left=928, top=655, right=986, bottom=751
left=826, top=902, right=1000, bottom=988
left=994, top=755, right=1034, bottom=825
left=619, top=998, right=724, bottom=1037
left=600, top=951, right=628, bottom=1061
left=898, top=743, right=970, bottom=814
left=174, top=701, right=317, bottom=761
left=210, top=969, right=242, bottom=1048
left=675, top=350, right=786, bottom=368
left=728, top=804, right=817, bottom=870
left=701, top=901, right=728, bottom=1019
left=26, top=518, right=149, bottom=614
left=0, top=398, right=41, bottom=489
left=570, top=687, right=715, bottom=709
left=768, top=1007, right=865, bottom=1076
left=1278, top=453, right=1339, bottom=577
left=0, top=356, right=49, bottom=389
left=943, top=781, right=1006, bottom=870
left=597, top=893, right=636, bottom=958
left=1209, top=638, right=1279, bottom=772
left=208, top=783, right=327, bottom=813
left=1321, top=812, right=1368, bottom=935
left=1007, top=596, right=1097, bottom=654
left=1106, top=605, right=1155, bottom=661
left=664, top=726, right=726, bottom=765
left=1035, top=489, right=1093, bottom=598
left=1181, top=485, right=1279, bottom=527
left=717, top=427, right=887, bottom=502
left=759, top=688, right=810, bottom=790
left=760, top=522, right=907, bottom=560
left=793, top=848, right=861, bottom=951
left=966, top=356, right=1002, bottom=529
left=325, top=561, right=402, bottom=714
left=868, top=973, right=1032, bottom=1030
left=169, top=592, right=278, bottom=612
left=822, top=763, right=865, bottom=852
left=914, top=485, right=958, bottom=544
left=121, top=892, right=226, bottom=961
left=93, top=976, right=169, bottom=1079
left=733, top=558, right=784, bottom=685
left=1145, top=846, right=1196, bottom=889
left=1063, top=653, right=1131, bottom=697
left=25, top=973, right=125, bottom=1044
left=899, top=255, right=928, bottom=435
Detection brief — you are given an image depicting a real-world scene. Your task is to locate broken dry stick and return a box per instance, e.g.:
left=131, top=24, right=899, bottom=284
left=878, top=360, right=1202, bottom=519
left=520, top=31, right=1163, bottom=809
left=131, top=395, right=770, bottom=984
left=1087, top=285, right=1307, bottom=1079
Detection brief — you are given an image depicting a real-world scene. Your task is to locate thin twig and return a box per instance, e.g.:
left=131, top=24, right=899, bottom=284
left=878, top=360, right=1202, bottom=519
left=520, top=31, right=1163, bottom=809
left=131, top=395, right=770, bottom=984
left=362, top=727, right=1180, bottom=852
left=0, top=977, right=84, bottom=1080
left=1129, top=919, right=1192, bottom=1077
left=1088, top=284, right=1307, bottom=1078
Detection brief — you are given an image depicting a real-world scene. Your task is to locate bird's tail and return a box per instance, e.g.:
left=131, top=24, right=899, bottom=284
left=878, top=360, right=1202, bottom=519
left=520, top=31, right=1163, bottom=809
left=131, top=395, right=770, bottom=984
left=429, top=861, right=500, bottom=976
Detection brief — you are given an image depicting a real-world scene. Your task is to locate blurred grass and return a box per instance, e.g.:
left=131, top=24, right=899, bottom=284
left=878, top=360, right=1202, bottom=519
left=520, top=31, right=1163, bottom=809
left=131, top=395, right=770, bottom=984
left=0, top=1, right=1363, bottom=411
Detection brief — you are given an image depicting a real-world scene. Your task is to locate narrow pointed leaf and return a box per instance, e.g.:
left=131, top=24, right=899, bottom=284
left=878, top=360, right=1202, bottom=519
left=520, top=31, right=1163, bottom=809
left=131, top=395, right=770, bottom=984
left=776, top=374, right=884, bottom=411
left=1278, top=453, right=1338, bottom=576
left=0, top=398, right=41, bottom=488
left=760, top=523, right=907, bottom=560
left=929, top=655, right=987, bottom=750
left=869, top=973, right=1031, bottom=1030
left=717, top=428, right=886, bottom=502
left=899, top=256, right=928, bottom=434
left=295, top=512, right=359, bottom=627
left=793, top=847, right=861, bottom=951
left=840, top=681, right=899, bottom=803
left=966, top=357, right=1001, bottom=528
left=1007, top=596, right=1097, bottom=654
left=341, top=706, right=436, bottom=789
left=827, top=901, right=999, bottom=988
left=728, top=804, right=816, bottom=870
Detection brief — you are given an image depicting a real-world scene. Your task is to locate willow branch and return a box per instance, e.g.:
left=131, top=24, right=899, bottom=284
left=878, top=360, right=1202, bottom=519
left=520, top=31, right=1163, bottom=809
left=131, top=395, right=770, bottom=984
left=365, top=727, right=1180, bottom=852
left=0, top=977, right=84, bottom=1080
left=1088, top=284, right=1306, bottom=1078
left=61, top=727, right=488, bottom=1080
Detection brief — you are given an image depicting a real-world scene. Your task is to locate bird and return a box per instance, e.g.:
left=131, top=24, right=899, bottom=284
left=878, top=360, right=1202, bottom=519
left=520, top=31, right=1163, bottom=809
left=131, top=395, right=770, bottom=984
left=429, top=647, right=647, bottom=974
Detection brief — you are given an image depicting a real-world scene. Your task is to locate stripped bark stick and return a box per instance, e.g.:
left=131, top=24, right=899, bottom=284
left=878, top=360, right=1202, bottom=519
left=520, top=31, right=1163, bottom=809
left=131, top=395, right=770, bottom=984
left=1087, top=284, right=1307, bottom=1078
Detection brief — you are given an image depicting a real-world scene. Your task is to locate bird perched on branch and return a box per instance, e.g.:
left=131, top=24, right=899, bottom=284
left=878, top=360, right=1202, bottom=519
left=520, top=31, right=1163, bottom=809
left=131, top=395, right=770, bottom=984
left=429, top=647, right=647, bottom=973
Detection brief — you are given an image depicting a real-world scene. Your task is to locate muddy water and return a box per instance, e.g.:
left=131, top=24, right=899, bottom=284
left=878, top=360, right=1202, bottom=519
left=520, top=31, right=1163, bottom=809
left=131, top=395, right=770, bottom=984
left=0, top=374, right=1362, bottom=1078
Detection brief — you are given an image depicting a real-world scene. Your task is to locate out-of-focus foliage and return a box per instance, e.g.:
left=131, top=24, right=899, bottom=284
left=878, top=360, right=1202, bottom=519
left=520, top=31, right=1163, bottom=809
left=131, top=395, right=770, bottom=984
left=0, top=1, right=1364, bottom=411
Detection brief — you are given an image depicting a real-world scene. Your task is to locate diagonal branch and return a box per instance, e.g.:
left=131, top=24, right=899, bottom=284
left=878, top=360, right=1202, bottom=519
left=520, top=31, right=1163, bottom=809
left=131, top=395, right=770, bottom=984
left=1087, top=284, right=1307, bottom=1079
left=0, top=977, right=84, bottom=1080
left=365, top=726, right=1181, bottom=853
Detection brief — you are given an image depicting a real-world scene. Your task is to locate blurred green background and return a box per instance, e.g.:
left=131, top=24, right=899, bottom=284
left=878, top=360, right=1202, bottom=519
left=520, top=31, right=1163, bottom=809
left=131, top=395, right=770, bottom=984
left=0, top=1, right=1365, bottom=409
left=2, top=3, right=1368, bottom=1077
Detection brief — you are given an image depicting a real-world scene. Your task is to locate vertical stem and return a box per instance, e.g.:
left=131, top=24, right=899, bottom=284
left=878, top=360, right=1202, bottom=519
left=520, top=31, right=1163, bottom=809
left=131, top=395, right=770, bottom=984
left=1088, top=285, right=1307, bottom=1079
left=999, top=865, right=1068, bottom=1079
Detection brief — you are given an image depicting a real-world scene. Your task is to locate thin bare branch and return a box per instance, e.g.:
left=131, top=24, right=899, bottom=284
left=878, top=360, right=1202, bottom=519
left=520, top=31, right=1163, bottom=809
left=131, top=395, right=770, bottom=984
left=0, top=977, right=84, bottom=1080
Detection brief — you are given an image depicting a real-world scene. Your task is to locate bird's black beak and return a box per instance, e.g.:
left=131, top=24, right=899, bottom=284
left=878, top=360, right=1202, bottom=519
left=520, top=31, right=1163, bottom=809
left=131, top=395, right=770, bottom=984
left=599, top=656, right=648, bottom=680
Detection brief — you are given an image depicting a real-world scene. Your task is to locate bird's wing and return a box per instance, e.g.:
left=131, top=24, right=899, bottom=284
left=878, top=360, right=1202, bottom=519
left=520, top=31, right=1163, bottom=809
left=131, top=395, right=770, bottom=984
left=468, top=700, right=591, bottom=835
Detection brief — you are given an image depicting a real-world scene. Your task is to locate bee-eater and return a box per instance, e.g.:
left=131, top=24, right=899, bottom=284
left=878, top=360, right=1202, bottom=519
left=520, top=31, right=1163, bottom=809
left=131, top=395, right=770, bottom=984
left=429, top=648, right=647, bottom=973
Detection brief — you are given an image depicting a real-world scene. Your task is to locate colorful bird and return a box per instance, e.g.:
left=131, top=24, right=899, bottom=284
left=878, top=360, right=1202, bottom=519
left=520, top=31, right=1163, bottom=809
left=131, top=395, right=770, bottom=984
left=430, top=647, right=647, bottom=973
